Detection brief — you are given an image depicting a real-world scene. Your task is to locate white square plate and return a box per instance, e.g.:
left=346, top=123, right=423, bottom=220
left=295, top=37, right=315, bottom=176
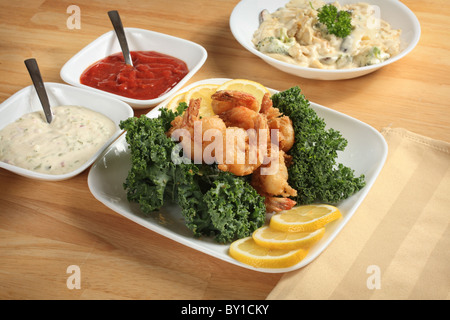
left=0, top=82, right=133, bottom=181
left=87, top=78, right=387, bottom=273
left=60, top=27, right=207, bottom=108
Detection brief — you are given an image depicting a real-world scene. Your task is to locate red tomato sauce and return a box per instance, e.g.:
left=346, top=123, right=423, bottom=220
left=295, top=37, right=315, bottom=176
left=80, top=51, right=189, bottom=100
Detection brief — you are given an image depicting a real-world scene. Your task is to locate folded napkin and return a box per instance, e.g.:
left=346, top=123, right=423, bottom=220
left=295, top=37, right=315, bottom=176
left=267, top=127, right=450, bottom=300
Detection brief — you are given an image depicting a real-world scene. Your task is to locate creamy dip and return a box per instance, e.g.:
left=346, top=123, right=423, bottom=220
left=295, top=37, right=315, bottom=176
left=253, top=0, right=402, bottom=69
left=0, top=105, right=116, bottom=175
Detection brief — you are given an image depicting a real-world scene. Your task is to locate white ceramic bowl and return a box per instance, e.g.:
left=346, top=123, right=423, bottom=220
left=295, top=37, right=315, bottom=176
left=60, top=27, right=207, bottom=108
left=230, top=0, right=421, bottom=80
left=0, top=82, right=133, bottom=181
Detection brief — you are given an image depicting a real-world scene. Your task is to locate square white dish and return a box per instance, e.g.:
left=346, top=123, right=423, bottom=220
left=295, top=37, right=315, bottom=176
left=60, top=27, right=207, bottom=109
left=230, top=0, right=421, bottom=80
left=87, top=78, right=388, bottom=273
left=0, top=82, right=133, bottom=181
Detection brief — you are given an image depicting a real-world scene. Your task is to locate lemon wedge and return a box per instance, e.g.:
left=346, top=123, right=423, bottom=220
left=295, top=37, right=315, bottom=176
left=252, top=226, right=325, bottom=250
left=270, top=204, right=342, bottom=233
left=229, top=237, right=308, bottom=268
left=166, top=92, right=186, bottom=112
left=183, top=83, right=220, bottom=118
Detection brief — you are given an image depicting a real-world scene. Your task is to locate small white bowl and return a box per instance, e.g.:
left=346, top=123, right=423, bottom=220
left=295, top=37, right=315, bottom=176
left=60, top=27, right=207, bottom=108
left=0, top=82, right=133, bottom=181
left=230, top=0, right=421, bottom=80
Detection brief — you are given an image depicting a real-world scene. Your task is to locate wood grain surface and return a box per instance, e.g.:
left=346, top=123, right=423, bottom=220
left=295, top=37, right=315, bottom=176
left=0, top=0, right=449, bottom=300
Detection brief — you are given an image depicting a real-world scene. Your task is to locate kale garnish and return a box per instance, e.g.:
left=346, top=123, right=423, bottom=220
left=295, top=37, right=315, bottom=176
left=271, top=86, right=365, bottom=204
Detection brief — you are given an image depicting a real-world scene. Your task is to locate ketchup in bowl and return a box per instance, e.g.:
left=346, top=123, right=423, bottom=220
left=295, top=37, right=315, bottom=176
left=80, top=51, right=189, bottom=100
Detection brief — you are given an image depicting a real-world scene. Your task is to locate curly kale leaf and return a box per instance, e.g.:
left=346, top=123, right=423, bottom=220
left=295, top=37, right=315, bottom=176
left=174, top=165, right=265, bottom=243
left=271, top=86, right=365, bottom=204
left=203, top=169, right=266, bottom=243
left=119, top=115, right=177, bottom=213
left=317, top=4, right=352, bottom=38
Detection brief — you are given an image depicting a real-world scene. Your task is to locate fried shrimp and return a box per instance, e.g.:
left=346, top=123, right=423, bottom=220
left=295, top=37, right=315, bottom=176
left=261, top=93, right=295, bottom=152
left=219, top=106, right=266, bottom=130
left=264, top=196, right=297, bottom=213
left=251, top=149, right=297, bottom=197
left=251, top=144, right=297, bottom=212
left=167, top=98, right=263, bottom=175
left=218, top=105, right=271, bottom=150
left=168, top=88, right=299, bottom=213
left=167, top=98, right=227, bottom=163
left=218, top=126, right=263, bottom=176
left=210, top=91, right=271, bottom=176
left=211, top=90, right=260, bottom=114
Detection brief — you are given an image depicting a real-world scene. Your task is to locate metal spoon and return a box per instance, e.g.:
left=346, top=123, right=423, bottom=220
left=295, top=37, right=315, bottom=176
left=108, top=10, right=133, bottom=67
left=24, top=58, right=53, bottom=124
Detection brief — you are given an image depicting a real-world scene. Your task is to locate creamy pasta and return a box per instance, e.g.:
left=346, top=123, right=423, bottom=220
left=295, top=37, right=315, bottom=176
left=252, top=0, right=401, bottom=69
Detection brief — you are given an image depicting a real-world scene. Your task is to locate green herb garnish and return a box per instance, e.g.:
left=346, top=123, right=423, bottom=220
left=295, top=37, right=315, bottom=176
left=271, top=86, right=365, bottom=204
left=317, top=4, right=352, bottom=38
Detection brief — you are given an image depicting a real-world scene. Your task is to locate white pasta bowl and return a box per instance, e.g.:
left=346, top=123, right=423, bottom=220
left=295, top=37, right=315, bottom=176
left=0, top=82, right=133, bottom=181
left=60, top=27, right=207, bottom=108
left=230, top=0, right=421, bottom=80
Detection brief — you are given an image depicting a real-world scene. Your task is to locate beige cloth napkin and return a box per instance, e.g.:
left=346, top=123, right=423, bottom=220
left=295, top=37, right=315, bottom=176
left=267, top=127, right=450, bottom=300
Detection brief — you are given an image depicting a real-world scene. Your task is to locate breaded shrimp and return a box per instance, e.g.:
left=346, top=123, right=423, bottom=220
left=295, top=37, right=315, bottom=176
left=264, top=196, right=297, bottom=213
left=218, top=127, right=263, bottom=176
left=251, top=144, right=297, bottom=212
left=168, top=98, right=263, bottom=175
left=167, top=98, right=226, bottom=163
left=260, top=92, right=295, bottom=152
left=211, top=90, right=260, bottom=114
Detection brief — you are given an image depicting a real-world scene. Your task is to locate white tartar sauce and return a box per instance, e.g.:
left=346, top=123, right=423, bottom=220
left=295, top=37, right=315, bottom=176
left=0, top=105, right=116, bottom=175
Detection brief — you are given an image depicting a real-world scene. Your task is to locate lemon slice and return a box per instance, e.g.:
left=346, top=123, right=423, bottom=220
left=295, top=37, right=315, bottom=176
left=252, top=226, right=325, bottom=250
left=229, top=237, right=308, bottom=268
left=270, top=204, right=342, bottom=233
left=217, top=79, right=270, bottom=111
left=166, top=92, right=186, bottom=112
left=184, top=83, right=220, bottom=118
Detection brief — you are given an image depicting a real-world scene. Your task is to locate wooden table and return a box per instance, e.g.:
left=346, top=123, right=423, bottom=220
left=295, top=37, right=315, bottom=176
left=0, top=0, right=449, bottom=300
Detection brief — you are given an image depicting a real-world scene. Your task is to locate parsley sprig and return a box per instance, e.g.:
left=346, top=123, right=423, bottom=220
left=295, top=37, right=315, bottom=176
left=317, top=4, right=352, bottom=38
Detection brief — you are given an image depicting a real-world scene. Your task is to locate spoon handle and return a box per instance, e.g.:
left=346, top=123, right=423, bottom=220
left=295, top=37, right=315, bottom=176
left=24, top=58, right=53, bottom=124
left=108, top=10, right=133, bottom=67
